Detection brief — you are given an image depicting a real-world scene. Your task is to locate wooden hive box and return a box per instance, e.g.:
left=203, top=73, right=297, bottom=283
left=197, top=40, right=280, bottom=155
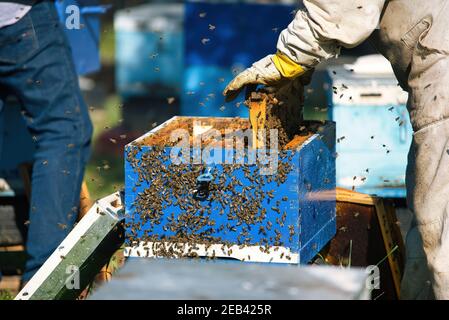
left=124, top=116, right=336, bottom=264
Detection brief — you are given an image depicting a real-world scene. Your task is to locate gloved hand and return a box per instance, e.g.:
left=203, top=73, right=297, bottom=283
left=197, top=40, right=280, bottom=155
left=223, top=51, right=307, bottom=102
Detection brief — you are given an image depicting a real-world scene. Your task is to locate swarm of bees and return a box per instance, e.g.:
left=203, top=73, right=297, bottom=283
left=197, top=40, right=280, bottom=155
left=123, top=114, right=330, bottom=262
left=125, top=142, right=295, bottom=260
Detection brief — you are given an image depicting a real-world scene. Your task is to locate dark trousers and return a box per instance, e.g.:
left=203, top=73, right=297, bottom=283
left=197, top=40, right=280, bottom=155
left=0, top=0, right=92, bottom=281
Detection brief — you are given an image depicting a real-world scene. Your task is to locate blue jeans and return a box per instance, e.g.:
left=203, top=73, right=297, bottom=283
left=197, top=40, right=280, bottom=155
left=0, top=1, right=92, bottom=281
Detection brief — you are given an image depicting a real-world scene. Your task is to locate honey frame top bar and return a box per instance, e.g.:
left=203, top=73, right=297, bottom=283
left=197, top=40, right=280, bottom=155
left=127, top=116, right=321, bottom=150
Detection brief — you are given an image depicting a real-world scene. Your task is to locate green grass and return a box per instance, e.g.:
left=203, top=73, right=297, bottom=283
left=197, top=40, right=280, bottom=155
left=83, top=19, right=123, bottom=201
left=89, top=95, right=122, bottom=142
left=99, top=22, right=115, bottom=65
left=0, top=290, right=14, bottom=300
left=85, top=155, right=124, bottom=201
left=304, top=105, right=329, bottom=121
left=85, top=94, right=124, bottom=201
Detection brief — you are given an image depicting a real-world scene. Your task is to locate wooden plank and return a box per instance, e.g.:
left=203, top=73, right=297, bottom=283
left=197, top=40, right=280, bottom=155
left=89, top=259, right=370, bottom=300
left=0, top=275, right=21, bottom=297
left=15, top=192, right=125, bottom=300
left=78, top=181, right=92, bottom=221
left=374, top=199, right=405, bottom=298
left=336, top=187, right=376, bottom=205
left=284, top=134, right=313, bottom=150
left=248, top=94, right=267, bottom=148
left=0, top=245, right=25, bottom=252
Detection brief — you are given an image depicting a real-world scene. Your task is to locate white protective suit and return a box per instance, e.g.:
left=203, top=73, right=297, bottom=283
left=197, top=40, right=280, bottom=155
left=276, top=0, right=449, bottom=299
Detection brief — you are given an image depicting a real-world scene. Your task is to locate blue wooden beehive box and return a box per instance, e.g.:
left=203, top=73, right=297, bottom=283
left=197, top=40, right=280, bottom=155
left=182, top=1, right=299, bottom=118
left=55, top=0, right=109, bottom=75
left=124, top=116, right=336, bottom=264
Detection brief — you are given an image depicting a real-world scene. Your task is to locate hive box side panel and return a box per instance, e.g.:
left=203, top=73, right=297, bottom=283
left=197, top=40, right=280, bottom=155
left=297, top=129, right=336, bottom=263
left=125, top=146, right=301, bottom=252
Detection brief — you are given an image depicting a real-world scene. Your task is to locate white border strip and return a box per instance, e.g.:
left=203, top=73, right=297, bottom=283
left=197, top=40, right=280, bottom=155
left=125, top=242, right=299, bottom=264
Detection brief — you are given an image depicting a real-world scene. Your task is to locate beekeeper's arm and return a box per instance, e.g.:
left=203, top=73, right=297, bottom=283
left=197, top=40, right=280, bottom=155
left=223, top=0, right=385, bottom=101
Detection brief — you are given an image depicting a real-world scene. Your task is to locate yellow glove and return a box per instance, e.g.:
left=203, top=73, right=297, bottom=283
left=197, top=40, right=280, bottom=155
left=223, top=51, right=306, bottom=102
left=272, top=51, right=306, bottom=79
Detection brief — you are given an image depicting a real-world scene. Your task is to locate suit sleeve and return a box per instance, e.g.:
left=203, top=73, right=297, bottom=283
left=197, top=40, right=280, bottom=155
left=277, top=0, right=385, bottom=68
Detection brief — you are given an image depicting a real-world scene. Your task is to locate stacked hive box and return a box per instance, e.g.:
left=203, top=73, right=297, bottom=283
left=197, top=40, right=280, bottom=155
left=326, top=60, right=412, bottom=197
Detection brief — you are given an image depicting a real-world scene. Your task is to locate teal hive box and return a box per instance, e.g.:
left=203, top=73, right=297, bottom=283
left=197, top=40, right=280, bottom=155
left=326, top=63, right=412, bottom=198
left=114, top=4, right=183, bottom=99
left=124, top=116, right=336, bottom=264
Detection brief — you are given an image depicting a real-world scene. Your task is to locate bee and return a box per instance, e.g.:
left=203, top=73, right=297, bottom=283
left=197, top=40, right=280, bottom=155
left=266, top=221, right=272, bottom=231
left=57, top=223, right=67, bottom=230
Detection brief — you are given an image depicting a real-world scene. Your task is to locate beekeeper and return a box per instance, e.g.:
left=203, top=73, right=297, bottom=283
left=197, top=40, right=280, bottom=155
left=224, top=0, right=449, bottom=300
